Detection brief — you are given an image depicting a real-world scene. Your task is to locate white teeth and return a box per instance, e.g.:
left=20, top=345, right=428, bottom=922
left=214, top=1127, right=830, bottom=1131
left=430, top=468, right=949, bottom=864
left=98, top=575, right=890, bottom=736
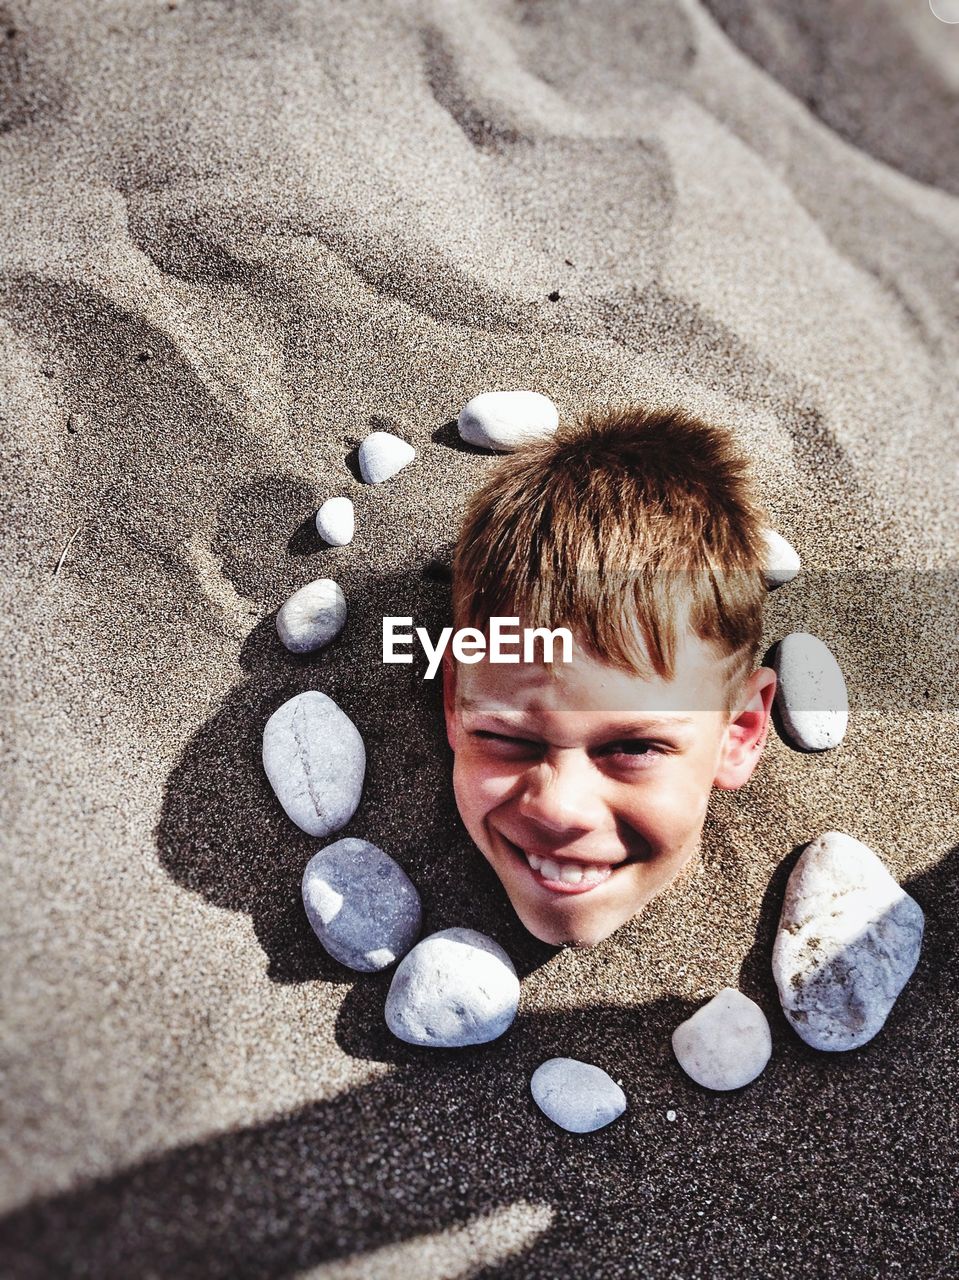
left=521, top=846, right=614, bottom=885
left=527, top=852, right=543, bottom=871
left=540, top=858, right=561, bottom=881
left=559, top=863, right=583, bottom=884
left=582, top=866, right=608, bottom=884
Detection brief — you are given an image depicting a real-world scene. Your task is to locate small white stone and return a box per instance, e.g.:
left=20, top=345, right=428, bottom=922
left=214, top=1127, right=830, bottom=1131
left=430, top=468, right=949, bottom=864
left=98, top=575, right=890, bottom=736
left=772, top=831, right=924, bottom=1051
left=275, top=579, right=346, bottom=654
left=302, top=838, right=421, bottom=972
left=773, top=631, right=848, bottom=750
left=358, top=430, right=415, bottom=484
left=672, top=988, right=772, bottom=1091
left=262, top=692, right=365, bottom=837
left=666, top=1110, right=677, bottom=1121
left=761, top=528, right=801, bottom=588
left=530, top=1058, right=626, bottom=1134
left=457, top=390, right=559, bottom=452
left=315, top=497, right=354, bottom=546
left=385, top=927, right=519, bottom=1047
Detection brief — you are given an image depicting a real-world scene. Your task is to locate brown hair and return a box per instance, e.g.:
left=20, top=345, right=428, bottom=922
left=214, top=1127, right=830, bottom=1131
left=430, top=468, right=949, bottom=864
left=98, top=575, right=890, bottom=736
left=450, top=404, right=767, bottom=709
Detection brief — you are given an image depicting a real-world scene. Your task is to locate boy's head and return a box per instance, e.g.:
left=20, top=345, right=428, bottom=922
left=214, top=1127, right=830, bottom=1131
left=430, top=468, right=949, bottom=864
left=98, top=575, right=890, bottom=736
left=442, top=405, right=777, bottom=947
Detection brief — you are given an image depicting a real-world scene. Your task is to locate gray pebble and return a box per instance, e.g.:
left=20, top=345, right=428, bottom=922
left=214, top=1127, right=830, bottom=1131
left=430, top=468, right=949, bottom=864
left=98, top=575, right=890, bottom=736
left=385, top=927, right=519, bottom=1047
left=761, top=527, right=801, bottom=588
left=262, top=691, right=365, bottom=836
left=302, top=837, right=421, bottom=972
left=530, top=1058, right=626, bottom=1133
left=772, top=830, right=924, bottom=1051
left=773, top=631, right=848, bottom=750
left=275, top=579, right=346, bottom=653
left=671, top=988, right=772, bottom=1090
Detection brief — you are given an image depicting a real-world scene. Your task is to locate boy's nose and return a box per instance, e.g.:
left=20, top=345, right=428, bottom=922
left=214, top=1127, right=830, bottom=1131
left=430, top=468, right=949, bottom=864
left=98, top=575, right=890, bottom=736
left=515, top=751, right=605, bottom=835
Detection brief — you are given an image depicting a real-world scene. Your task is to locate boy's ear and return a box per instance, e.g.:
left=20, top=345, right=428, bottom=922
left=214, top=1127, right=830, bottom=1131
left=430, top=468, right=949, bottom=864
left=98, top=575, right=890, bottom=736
left=713, top=666, right=777, bottom=791
left=442, top=648, right=458, bottom=752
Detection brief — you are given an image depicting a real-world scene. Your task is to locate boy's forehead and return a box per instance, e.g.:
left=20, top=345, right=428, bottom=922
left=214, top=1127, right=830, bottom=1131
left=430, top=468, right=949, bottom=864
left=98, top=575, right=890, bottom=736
left=453, top=630, right=732, bottom=718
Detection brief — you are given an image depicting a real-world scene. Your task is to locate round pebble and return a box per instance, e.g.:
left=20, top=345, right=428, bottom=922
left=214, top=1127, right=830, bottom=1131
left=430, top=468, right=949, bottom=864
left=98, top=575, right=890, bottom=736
left=672, top=987, right=772, bottom=1090
left=385, top=927, right=519, bottom=1047
left=530, top=1058, right=626, bottom=1133
left=302, top=837, right=422, bottom=972
left=457, top=390, right=559, bottom=452
left=772, top=830, right=924, bottom=1051
left=761, top=527, right=801, bottom=588
left=275, top=579, right=346, bottom=653
left=262, top=691, right=365, bottom=836
left=773, top=631, right=849, bottom=750
left=358, top=430, right=415, bottom=484
left=315, top=496, right=354, bottom=546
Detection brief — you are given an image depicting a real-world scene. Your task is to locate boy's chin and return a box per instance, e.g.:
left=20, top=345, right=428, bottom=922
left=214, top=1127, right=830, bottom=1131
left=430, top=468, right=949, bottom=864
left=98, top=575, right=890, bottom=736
left=509, top=899, right=625, bottom=949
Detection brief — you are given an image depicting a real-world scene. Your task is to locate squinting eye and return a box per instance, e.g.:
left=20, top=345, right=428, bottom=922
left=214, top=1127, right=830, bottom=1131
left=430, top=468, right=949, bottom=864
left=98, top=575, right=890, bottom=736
left=605, top=742, right=661, bottom=765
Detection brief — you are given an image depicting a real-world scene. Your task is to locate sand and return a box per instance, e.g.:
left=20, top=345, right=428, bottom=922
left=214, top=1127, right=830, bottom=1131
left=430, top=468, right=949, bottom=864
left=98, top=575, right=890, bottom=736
left=1, top=1, right=957, bottom=1276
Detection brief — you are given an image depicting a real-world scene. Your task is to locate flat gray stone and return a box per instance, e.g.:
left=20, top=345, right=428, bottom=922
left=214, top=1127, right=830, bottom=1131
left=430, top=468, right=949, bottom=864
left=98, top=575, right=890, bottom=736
left=772, top=830, right=924, bottom=1051
left=262, top=691, right=365, bottom=836
left=315, top=496, right=354, bottom=546
left=358, top=430, right=415, bottom=484
left=302, top=838, right=421, bottom=972
left=457, top=390, right=559, bottom=451
left=530, top=1058, right=626, bottom=1133
left=275, top=578, right=346, bottom=653
left=773, top=631, right=848, bottom=750
left=385, top=927, right=519, bottom=1047
left=672, top=988, right=772, bottom=1090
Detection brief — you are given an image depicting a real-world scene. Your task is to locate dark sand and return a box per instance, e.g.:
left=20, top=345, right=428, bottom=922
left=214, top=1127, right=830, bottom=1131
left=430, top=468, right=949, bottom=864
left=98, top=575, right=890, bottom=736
left=2, top=2, right=958, bottom=1276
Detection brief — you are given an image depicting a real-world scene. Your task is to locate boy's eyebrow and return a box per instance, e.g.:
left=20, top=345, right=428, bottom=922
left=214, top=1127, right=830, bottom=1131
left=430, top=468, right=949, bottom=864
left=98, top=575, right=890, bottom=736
left=457, top=699, right=697, bottom=734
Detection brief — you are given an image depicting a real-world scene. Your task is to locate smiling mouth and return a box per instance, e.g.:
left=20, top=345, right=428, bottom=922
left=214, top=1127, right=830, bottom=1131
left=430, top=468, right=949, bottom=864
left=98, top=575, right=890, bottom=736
left=501, top=837, right=627, bottom=895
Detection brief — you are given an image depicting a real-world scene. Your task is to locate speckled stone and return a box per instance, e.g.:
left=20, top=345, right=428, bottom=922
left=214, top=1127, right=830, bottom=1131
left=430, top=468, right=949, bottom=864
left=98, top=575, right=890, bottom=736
left=457, top=390, right=559, bottom=451
left=672, top=988, right=772, bottom=1090
left=302, top=838, right=422, bottom=972
left=275, top=579, right=346, bottom=653
left=772, top=831, right=924, bottom=1051
left=315, top=496, right=355, bottom=546
left=530, top=1058, right=626, bottom=1133
left=385, top=928, right=519, bottom=1047
left=761, top=528, right=801, bottom=588
left=358, top=430, right=415, bottom=483
left=262, top=691, right=365, bottom=837
left=773, top=631, right=849, bottom=750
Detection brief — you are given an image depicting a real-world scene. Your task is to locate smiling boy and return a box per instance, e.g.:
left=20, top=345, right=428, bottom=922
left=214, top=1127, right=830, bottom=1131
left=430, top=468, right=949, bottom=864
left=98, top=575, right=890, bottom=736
left=441, top=405, right=777, bottom=947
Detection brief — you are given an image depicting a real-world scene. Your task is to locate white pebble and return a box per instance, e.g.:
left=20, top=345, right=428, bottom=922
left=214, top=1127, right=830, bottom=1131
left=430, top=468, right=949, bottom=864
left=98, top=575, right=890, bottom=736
left=666, top=1110, right=677, bottom=1121
left=358, top=430, right=415, bottom=484
left=262, top=691, right=365, bottom=837
left=457, top=390, right=559, bottom=452
left=530, top=1059, right=626, bottom=1134
left=773, top=631, right=848, bottom=750
left=672, top=988, right=772, bottom=1090
left=761, top=528, right=801, bottom=588
left=315, top=497, right=354, bottom=546
left=385, top=927, right=519, bottom=1047
left=772, top=831, right=924, bottom=1051
left=275, top=579, right=346, bottom=653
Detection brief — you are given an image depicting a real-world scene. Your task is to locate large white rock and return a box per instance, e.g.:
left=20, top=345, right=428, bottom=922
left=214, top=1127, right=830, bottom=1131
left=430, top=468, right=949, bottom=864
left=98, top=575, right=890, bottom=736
left=385, top=927, right=520, bottom=1047
left=457, top=390, right=559, bottom=452
left=761, top=528, right=801, bottom=588
left=262, top=692, right=365, bottom=837
left=671, top=988, right=772, bottom=1090
left=772, top=831, right=924, bottom=1051
left=275, top=579, right=346, bottom=653
left=302, top=838, right=421, bottom=972
left=773, top=631, right=848, bottom=750
left=315, top=496, right=354, bottom=546
left=530, top=1058, right=626, bottom=1133
left=358, top=430, right=415, bottom=484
